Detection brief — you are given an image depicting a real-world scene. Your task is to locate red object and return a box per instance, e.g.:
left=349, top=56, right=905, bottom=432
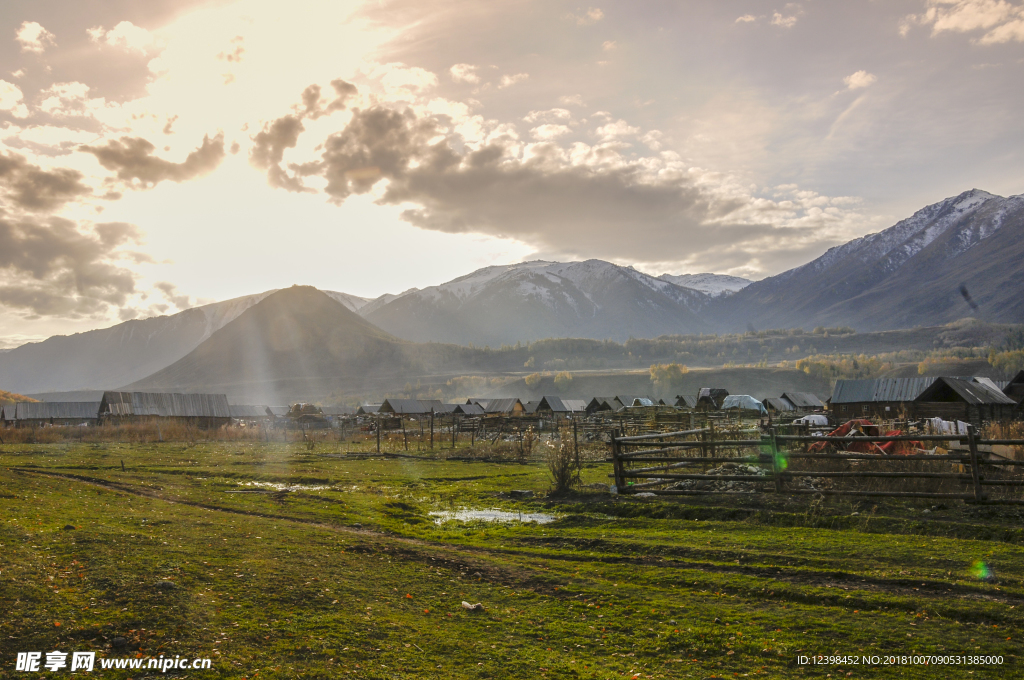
left=808, top=420, right=921, bottom=455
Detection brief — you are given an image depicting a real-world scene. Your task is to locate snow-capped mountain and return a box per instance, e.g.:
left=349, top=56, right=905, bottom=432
left=361, top=259, right=712, bottom=345
left=658, top=272, right=752, bottom=297
left=712, top=189, right=1024, bottom=331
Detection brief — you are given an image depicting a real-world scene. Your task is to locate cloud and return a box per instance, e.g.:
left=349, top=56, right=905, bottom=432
left=0, top=216, right=141, bottom=317
left=87, top=21, right=156, bottom=54
left=261, top=96, right=866, bottom=274
left=902, top=0, right=1024, bottom=43
left=771, top=12, right=799, bottom=28
left=0, top=151, right=91, bottom=211
left=558, top=94, right=586, bottom=107
left=602, top=40, right=617, bottom=51
left=596, top=119, right=640, bottom=140
left=530, top=124, right=572, bottom=140
left=249, top=115, right=310, bottom=191
left=569, top=8, right=605, bottom=25
left=16, top=21, right=56, bottom=54
left=82, top=134, right=226, bottom=188
left=0, top=80, right=27, bottom=117
left=498, top=73, right=529, bottom=89
left=771, top=4, right=803, bottom=28
left=735, top=14, right=759, bottom=23
left=523, top=108, right=572, bottom=123
left=449, top=64, right=480, bottom=84
left=364, top=62, right=439, bottom=95
left=154, top=281, right=191, bottom=309
left=843, top=70, right=877, bottom=89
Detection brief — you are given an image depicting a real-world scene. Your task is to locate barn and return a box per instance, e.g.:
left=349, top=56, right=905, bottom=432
left=99, top=391, right=231, bottom=428
left=913, top=377, right=1018, bottom=425
left=6, top=401, right=101, bottom=428
left=829, top=378, right=936, bottom=420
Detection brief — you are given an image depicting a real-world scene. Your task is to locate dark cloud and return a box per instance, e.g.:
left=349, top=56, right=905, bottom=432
left=82, top=133, right=225, bottom=188
left=249, top=115, right=310, bottom=191
left=0, top=215, right=141, bottom=317
left=248, top=80, right=361, bottom=192
left=154, top=280, right=190, bottom=309
left=306, top=105, right=763, bottom=263
left=0, top=150, right=91, bottom=211
left=299, top=79, right=357, bottom=120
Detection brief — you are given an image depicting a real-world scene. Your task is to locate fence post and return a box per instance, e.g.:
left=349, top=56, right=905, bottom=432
left=709, top=420, right=716, bottom=458
left=376, top=414, right=381, bottom=454
left=430, top=411, right=434, bottom=449
left=611, top=428, right=625, bottom=490
left=770, top=427, right=783, bottom=494
left=967, top=425, right=985, bottom=502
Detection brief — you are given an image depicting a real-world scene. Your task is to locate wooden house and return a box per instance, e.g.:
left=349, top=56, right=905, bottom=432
left=483, top=398, right=525, bottom=415
left=762, top=397, right=796, bottom=414
left=780, top=392, right=824, bottom=412
left=695, top=387, right=729, bottom=410
left=99, top=392, right=230, bottom=428
left=586, top=397, right=620, bottom=414
left=913, top=377, right=1017, bottom=425
left=829, top=378, right=935, bottom=420
left=1003, top=370, right=1024, bottom=411
left=674, top=395, right=698, bottom=410
left=7, top=401, right=101, bottom=428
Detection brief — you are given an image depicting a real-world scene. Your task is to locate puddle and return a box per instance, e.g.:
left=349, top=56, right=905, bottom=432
left=237, top=481, right=332, bottom=491
left=429, top=508, right=556, bottom=524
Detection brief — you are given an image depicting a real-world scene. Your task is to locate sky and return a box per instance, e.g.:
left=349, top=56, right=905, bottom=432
left=1, top=0, right=1023, bottom=347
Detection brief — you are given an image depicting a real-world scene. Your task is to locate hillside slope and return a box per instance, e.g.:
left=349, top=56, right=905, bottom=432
left=126, top=286, right=423, bottom=402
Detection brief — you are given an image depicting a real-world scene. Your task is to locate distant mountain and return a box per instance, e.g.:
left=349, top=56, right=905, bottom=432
left=0, top=291, right=277, bottom=394
left=710, top=189, right=1024, bottom=331
left=658, top=272, right=751, bottom=297
left=323, top=291, right=372, bottom=312
left=0, top=288, right=372, bottom=395
left=361, top=259, right=712, bottom=345
left=126, top=286, right=426, bottom=403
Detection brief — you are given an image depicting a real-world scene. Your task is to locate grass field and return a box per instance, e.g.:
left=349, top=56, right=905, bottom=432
left=1, top=440, right=1022, bottom=678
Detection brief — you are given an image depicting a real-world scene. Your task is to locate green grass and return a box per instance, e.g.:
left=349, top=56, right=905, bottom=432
left=1, top=441, right=1022, bottom=678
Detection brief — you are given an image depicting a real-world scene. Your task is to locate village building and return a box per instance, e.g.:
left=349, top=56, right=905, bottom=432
left=483, top=398, right=525, bottom=415
left=5, top=401, right=102, bottom=428
left=530, top=397, right=588, bottom=416
left=780, top=392, right=825, bottom=412
left=762, top=397, right=796, bottom=414
left=356, top=404, right=381, bottom=415
left=1004, top=370, right=1024, bottom=410
left=453, top=403, right=486, bottom=416
left=562, top=399, right=589, bottom=413
left=379, top=399, right=436, bottom=416
left=913, top=377, right=1018, bottom=425
left=99, top=391, right=231, bottom=428
left=674, top=395, right=699, bottom=410
left=586, top=397, right=620, bottom=414
left=229, top=404, right=273, bottom=425
left=695, top=388, right=729, bottom=410
left=829, top=378, right=936, bottom=419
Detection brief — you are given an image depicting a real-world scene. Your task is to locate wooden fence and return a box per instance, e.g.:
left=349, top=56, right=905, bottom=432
left=608, top=426, right=1024, bottom=505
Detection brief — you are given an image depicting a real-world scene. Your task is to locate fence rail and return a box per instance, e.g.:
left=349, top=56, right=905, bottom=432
left=608, top=425, right=1024, bottom=504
